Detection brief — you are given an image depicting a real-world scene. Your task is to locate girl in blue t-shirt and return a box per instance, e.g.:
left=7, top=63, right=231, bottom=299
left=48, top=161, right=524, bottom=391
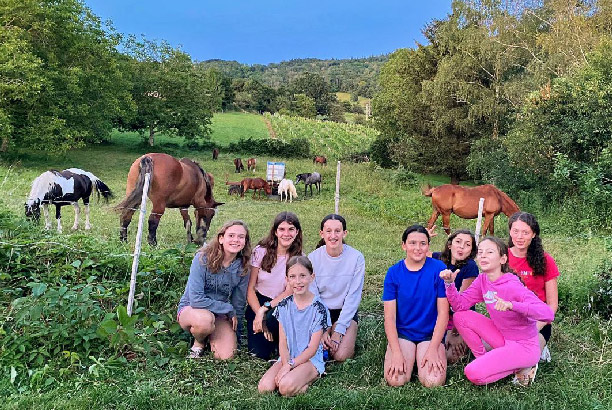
left=258, top=256, right=331, bottom=397
left=431, top=229, right=479, bottom=363
left=382, top=225, right=449, bottom=388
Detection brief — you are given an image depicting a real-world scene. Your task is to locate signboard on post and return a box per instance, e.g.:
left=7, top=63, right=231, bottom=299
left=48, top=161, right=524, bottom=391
left=266, top=161, right=285, bottom=182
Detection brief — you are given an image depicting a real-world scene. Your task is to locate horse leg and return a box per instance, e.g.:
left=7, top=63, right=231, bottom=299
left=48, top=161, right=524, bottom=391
left=55, top=204, right=62, bottom=233
left=180, top=208, right=193, bottom=243
left=441, top=213, right=451, bottom=235
left=482, top=214, right=494, bottom=236
left=426, top=209, right=440, bottom=230
left=84, top=204, right=91, bottom=230
left=147, top=210, right=164, bottom=246
left=119, top=208, right=135, bottom=242
left=194, top=210, right=210, bottom=245
left=43, top=204, right=51, bottom=230
left=71, top=202, right=80, bottom=230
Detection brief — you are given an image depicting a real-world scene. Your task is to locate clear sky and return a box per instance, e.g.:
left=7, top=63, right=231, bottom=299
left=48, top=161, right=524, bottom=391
left=85, top=1, right=453, bottom=65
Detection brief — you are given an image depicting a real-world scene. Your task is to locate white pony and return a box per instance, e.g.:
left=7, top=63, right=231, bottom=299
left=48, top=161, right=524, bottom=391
left=277, top=178, right=298, bottom=203
left=25, top=168, right=112, bottom=232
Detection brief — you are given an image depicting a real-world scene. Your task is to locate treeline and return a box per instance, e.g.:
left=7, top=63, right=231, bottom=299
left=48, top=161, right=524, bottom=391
left=198, top=56, right=386, bottom=98
left=373, top=0, right=612, bottom=227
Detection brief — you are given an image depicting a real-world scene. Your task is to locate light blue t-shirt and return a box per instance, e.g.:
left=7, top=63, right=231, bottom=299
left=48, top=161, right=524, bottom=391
left=382, top=257, right=447, bottom=342
left=273, top=294, right=331, bottom=374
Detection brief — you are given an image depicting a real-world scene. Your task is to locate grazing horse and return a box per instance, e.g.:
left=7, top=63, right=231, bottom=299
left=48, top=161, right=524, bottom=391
left=25, top=168, right=113, bottom=232
left=278, top=178, right=298, bottom=203
left=234, top=158, right=244, bottom=173
left=295, top=172, right=321, bottom=196
left=227, top=184, right=243, bottom=196
left=313, top=156, right=327, bottom=166
left=422, top=184, right=520, bottom=236
left=239, top=177, right=271, bottom=199
left=117, top=153, right=223, bottom=246
left=247, top=158, right=257, bottom=172
left=212, top=148, right=219, bottom=160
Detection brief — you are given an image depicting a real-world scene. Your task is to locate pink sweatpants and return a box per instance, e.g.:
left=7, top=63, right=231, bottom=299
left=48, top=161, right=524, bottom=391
left=453, top=310, right=540, bottom=385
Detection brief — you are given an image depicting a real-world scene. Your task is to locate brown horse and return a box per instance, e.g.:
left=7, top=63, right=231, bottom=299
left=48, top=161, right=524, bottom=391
left=422, top=184, right=519, bottom=236
left=247, top=158, right=256, bottom=172
left=239, top=177, right=271, bottom=199
left=234, top=158, right=244, bottom=173
left=116, top=153, right=223, bottom=246
left=313, top=155, right=327, bottom=166
left=212, top=148, right=219, bottom=160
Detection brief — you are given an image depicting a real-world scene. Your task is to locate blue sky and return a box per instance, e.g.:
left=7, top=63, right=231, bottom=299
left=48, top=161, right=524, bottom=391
left=85, top=1, right=453, bottom=65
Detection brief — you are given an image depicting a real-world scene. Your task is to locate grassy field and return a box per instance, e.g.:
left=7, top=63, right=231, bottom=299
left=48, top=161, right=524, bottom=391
left=0, top=118, right=611, bottom=409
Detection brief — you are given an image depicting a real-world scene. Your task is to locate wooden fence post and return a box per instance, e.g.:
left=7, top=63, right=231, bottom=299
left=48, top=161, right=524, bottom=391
left=475, top=197, right=485, bottom=246
left=335, top=161, right=341, bottom=214
left=127, top=173, right=151, bottom=317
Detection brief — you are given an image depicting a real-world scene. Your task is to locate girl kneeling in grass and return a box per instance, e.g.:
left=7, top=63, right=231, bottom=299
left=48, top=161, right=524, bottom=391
left=383, top=225, right=449, bottom=388
left=258, top=256, right=331, bottom=397
left=177, top=220, right=251, bottom=360
left=441, top=237, right=554, bottom=386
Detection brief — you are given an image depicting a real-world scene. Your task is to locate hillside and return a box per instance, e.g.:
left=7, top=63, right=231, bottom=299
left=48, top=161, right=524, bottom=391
left=197, top=56, right=388, bottom=98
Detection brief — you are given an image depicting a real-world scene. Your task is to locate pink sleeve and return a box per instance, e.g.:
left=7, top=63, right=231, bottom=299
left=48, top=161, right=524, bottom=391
left=512, top=288, right=555, bottom=322
left=544, top=253, right=560, bottom=282
left=446, top=274, right=484, bottom=312
left=251, top=246, right=266, bottom=269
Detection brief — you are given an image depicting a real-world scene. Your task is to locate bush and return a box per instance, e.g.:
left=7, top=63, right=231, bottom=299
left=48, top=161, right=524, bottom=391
left=392, top=167, right=419, bottom=187
left=227, top=137, right=311, bottom=158
left=589, top=260, right=612, bottom=318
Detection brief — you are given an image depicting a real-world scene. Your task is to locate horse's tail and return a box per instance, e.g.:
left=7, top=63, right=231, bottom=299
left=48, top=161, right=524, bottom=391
left=115, top=156, right=153, bottom=213
left=421, top=183, right=434, bottom=197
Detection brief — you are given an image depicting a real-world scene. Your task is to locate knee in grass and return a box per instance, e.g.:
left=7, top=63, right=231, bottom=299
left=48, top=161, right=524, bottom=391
left=464, top=363, right=486, bottom=385
left=278, top=379, right=300, bottom=397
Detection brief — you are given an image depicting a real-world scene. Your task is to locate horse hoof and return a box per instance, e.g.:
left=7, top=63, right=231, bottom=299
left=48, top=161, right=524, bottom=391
left=71, top=226, right=78, bottom=231
left=85, top=225, right=91, bottom=230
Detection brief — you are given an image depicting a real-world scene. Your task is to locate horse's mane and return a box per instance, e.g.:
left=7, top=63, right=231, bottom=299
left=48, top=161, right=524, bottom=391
left=494, top=187, right=519, bottom=213
left=186, top=159, right=214, bottom=204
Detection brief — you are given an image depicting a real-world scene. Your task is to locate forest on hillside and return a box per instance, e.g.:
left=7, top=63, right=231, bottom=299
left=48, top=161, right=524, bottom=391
left=197, top=56, right=387, bottom=98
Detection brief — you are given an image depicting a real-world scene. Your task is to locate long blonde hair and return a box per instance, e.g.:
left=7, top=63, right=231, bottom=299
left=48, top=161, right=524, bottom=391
left=202, top=220, right=251, bottom=276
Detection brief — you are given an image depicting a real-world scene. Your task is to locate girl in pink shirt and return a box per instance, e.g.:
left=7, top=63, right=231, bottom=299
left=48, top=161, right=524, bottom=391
left=441, top=237, right=554, bottom=386
left=508, top=212, right=559, bottom=359
left=246, top=212, right=303, bottom=359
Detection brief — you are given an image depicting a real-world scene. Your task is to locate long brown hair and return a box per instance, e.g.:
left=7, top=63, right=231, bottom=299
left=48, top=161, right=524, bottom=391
left=202, top=220, right=251, bottom=276
left=258, top=212, right=303, bottom=272
left=508, top=212, right=547, bottom=276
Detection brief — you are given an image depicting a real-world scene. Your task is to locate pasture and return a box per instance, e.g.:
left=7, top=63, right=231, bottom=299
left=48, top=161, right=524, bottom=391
left=0, top=113, right=611, bottom=409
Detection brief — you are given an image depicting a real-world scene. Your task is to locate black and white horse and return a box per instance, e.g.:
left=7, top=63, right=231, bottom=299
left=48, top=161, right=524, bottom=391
left=295, top=172, right=321, bottom=196
left=25, top=168, right=113, bottom=232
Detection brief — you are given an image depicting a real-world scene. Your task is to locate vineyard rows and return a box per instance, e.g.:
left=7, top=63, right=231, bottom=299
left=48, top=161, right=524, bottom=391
left=264, top=113, right=378, bottom=159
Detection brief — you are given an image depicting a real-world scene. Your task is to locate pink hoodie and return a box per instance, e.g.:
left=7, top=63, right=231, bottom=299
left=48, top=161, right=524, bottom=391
left=446, top=273, right=554, bottom=341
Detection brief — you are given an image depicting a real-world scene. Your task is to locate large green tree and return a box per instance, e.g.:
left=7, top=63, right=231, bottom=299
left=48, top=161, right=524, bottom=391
left=289, top=72, right=336, bottom=116
left=0, top=0, right=131, bottom=153
left=121, top=37, right=217, bottom=146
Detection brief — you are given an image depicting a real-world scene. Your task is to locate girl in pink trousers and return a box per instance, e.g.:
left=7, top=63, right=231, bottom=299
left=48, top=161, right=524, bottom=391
left=440, top=237, right=554, bottom=386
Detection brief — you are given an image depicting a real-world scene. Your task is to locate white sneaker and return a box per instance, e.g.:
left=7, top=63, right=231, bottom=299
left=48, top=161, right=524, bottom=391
left=540, top=345, right=551, bottom=363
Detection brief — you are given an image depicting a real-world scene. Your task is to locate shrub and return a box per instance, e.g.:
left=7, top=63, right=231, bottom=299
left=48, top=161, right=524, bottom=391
left=589, top=260, right=612, bottom=318
left=227, top=137, right=311, bottom=158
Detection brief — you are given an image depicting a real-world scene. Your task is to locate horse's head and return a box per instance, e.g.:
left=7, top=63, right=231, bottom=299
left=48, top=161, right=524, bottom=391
left=295, top=173, right=311, bottom=184
left=264, top=181, right=272, bottom=195
left=195, top=201, right=224, bottom=245
left=24, top=199, right=41, bottom=221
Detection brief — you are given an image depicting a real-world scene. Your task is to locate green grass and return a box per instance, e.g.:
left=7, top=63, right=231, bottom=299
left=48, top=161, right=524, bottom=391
left=0, top=129, right=611, bottom=409
left=210, top=112, right=270, bottom=147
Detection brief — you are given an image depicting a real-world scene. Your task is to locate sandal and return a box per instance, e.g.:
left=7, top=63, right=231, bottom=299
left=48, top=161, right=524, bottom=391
left=512, top=363, right=538, bottom=387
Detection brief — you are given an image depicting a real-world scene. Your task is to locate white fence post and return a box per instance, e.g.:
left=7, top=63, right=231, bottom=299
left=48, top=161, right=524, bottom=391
left=475, top=197, right=485, bottom=246
left=335, top=161, right=341, bottom=214
left=127, top=173, right=151, bottom=317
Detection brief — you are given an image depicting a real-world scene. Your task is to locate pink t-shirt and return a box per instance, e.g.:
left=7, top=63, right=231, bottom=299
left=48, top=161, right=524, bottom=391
left=251, top=245, right=287, bottom=299
left=508, top=250, right=560, bottom=303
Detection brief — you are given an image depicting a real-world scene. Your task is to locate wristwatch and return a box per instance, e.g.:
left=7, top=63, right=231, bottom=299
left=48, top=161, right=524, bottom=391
left=263, top=301, right=272, bottom=309
left=288, top=358, right=295, bottom=368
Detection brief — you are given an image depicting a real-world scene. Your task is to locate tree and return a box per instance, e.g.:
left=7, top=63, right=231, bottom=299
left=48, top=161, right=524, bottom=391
left=121, top=37, right=216, bottom=146
left=289, top=72, right=336, bottom=115
left=0, top=0, right=132, bottom=153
